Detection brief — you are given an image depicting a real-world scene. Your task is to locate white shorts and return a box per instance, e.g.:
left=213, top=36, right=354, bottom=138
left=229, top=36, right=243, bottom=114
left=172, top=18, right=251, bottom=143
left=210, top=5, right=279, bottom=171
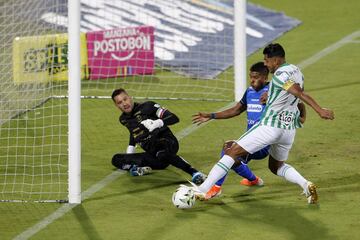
left=235, top=124, right=296, bottom=161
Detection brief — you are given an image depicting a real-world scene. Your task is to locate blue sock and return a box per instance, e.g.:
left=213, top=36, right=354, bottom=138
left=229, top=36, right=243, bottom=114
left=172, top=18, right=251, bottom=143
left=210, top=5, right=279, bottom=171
left=214, top=175, right=227, bottom=186
left=233, top=162, right=256, bottom=181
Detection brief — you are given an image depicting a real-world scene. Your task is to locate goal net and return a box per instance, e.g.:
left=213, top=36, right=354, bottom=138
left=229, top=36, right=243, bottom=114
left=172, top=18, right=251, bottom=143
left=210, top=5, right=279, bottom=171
left=0, top=0, right=241, bottom=202
left=0, top=0, right=70, bottom=202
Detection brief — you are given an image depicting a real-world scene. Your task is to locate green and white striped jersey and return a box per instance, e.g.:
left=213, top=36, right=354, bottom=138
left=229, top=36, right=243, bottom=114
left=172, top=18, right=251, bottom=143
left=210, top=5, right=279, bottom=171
left=260, top=63, right=304, bottom=129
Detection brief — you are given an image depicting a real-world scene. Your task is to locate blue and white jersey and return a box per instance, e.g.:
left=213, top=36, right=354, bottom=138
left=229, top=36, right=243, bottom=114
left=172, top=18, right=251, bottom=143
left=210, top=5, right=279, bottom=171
left=240, top=83, right=269, bottom=130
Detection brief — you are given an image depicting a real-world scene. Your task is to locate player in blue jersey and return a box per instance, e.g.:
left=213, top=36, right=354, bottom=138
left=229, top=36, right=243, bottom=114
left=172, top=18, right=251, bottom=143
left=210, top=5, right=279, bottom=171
left=192, top=62, right=271, bottom=199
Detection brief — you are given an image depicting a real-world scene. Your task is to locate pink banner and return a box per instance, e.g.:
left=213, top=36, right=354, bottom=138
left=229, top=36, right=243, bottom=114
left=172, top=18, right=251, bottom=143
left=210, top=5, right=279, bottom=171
left=86, top=26, right=155, bottom=80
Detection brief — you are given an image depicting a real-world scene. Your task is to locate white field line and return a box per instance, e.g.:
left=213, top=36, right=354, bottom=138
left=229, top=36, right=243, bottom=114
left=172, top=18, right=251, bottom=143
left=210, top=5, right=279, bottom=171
left=297, top=30, right=360, bottom=69
left=13, top=29, right=360, bottom=240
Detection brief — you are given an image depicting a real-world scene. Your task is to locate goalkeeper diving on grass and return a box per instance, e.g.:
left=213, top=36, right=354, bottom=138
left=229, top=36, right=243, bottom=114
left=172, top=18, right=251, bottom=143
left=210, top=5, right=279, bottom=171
left=111, top=88, right=207, bottom=184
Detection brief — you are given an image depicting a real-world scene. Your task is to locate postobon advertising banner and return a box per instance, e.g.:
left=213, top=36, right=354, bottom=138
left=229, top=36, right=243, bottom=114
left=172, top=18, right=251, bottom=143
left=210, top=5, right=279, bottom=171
left=12, top=33, right=88, bottom=83
left=86, top=26, right=155, bottom=80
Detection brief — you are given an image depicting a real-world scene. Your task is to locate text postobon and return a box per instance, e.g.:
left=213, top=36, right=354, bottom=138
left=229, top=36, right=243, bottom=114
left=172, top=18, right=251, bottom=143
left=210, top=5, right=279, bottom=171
left=93, top=34, right=151, bottom=57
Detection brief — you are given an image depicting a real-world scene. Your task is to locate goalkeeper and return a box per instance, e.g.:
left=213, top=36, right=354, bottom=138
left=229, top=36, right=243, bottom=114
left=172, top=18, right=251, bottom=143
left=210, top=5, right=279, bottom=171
left=111, top=88, right=207, bottom=184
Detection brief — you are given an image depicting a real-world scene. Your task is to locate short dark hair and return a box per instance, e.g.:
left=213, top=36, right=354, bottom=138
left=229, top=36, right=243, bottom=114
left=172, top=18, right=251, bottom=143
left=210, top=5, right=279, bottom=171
left=263, top=43, right=285, bottom=58
left=111, top=88, right=128, bottom=101
left=250, top=61, right=269, bottom=76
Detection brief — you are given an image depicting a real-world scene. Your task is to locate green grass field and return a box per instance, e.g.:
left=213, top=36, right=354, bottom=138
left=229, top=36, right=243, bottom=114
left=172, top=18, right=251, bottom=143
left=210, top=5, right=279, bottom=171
left=1, top=0, right=360, bottom=239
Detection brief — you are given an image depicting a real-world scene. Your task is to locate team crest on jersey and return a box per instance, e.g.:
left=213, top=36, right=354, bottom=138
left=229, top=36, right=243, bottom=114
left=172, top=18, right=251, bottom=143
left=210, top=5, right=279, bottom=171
left=136, top=114, right=142, bottom=123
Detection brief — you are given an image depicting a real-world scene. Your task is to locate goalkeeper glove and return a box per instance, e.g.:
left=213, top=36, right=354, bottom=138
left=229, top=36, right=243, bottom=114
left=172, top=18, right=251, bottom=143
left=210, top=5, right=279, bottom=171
left=141, top=119, right=164, bottom=132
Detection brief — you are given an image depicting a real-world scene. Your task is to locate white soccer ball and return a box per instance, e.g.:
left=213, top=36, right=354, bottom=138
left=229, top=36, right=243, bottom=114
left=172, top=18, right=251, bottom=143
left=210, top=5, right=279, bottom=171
left=172, top=185, right=195, bottom=209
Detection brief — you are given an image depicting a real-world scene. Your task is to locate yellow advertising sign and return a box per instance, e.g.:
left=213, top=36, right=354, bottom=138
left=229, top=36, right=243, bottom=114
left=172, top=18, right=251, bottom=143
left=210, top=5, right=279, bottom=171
left=13, top=33, right=88, bottom=83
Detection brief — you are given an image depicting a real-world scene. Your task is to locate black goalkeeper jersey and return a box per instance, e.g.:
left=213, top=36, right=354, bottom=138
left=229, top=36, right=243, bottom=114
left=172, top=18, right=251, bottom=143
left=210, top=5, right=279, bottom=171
left=119, top=101, right=179, bottom=152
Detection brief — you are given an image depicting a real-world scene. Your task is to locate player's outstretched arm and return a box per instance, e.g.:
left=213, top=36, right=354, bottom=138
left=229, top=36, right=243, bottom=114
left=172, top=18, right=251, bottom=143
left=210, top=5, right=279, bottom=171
left=192, top=112, right=211, bottom=125
left=287, top=84, right=334, bottom=120
left=192, top=103, right=245, bottom=125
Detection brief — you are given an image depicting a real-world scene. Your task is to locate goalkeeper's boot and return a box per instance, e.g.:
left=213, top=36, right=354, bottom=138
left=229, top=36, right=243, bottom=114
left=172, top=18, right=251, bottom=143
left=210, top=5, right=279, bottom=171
left=205, top=185, right=222, bottom=200
left=130, top=165, right=152, bottom=176
left=302, top=181, right=318, bottom=204
left=191, top=172, right=207, bottom=184
left=240, top=176, right=264, bottom=187
left=188, top=182, right=206, bottom=201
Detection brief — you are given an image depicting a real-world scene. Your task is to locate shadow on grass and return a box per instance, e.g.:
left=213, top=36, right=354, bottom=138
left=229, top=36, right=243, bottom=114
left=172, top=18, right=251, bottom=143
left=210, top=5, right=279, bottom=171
left=84, top=169, right=189, bottom=203
left=215, top=200, right=333, bottom=240
left=72, top=204, right=102, bottom=240
left=195, top=185, right=337, bottom=240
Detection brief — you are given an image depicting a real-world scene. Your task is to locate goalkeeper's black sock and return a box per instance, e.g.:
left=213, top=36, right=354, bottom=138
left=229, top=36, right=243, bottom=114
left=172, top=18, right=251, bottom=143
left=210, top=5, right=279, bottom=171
left=158, top=153, right=197, bottom=175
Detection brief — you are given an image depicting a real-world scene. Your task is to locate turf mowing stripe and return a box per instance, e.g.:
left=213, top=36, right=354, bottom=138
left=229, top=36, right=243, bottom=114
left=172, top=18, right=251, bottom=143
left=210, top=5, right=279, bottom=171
left=13, top=30, right=360, bottom=240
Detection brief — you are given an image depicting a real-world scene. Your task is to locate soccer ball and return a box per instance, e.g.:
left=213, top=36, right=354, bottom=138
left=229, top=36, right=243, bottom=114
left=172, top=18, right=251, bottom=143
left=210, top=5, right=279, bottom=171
left=172, top=185, right=195, bottom=209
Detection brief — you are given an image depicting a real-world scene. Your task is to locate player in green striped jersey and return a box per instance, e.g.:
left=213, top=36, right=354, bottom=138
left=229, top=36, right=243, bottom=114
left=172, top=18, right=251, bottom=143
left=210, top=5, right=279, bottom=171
left=189, top=43, right=334, bottom=204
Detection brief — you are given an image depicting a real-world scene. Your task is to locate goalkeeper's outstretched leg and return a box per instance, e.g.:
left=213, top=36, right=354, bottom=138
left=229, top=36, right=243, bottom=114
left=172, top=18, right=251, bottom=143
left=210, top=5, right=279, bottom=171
left=112, top=152, right=169, bottom=176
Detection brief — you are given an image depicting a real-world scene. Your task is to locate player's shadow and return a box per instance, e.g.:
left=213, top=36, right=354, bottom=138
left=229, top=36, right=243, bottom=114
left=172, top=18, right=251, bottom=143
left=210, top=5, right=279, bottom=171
left=218, top=201, right=333, bottom=240
left=200, top=187, right=335, bottom=240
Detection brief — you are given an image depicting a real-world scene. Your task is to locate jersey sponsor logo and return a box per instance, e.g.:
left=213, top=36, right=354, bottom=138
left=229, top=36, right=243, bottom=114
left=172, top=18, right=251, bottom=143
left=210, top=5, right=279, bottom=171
left=278, top=111, right=293, bottom=126
left=247, top=104, right=263, bottom=112
left=247, top=119, right=258, bottom=126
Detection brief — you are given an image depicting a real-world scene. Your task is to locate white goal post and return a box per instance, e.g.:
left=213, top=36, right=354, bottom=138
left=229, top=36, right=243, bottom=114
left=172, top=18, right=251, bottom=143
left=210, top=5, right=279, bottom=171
left=234, top=0, right=247, bottom=101
left=68, top=0, right=81, bottom=204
